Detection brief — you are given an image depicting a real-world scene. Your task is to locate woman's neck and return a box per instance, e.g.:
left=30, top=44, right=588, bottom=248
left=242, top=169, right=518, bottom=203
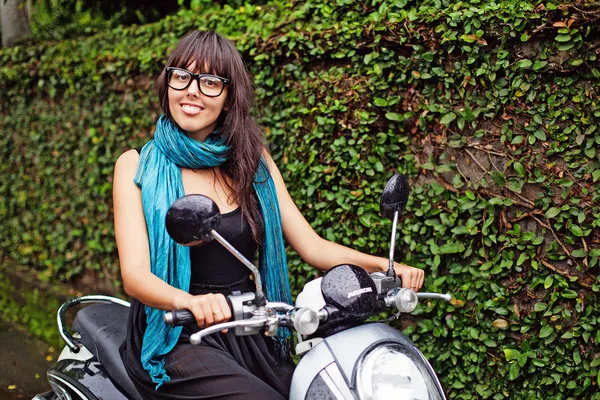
left=185, top=122, right=218, bottom=142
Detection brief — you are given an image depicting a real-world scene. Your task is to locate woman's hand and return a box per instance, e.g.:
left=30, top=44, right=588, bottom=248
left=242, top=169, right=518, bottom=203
left=175, top=293, right=232, bottom=328
left=393, top=263, right=425, bottom=292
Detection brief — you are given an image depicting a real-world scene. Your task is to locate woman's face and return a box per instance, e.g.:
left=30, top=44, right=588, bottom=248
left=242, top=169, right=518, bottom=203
left=168, top=62, right=228, bottom=141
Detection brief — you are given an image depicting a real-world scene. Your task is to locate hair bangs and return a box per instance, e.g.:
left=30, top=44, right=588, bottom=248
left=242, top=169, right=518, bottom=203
left=167, top=32, right=232, bottom=79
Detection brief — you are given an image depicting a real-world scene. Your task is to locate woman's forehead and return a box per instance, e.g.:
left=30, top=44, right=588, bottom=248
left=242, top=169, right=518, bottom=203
left=179, top=58, right=221, bottom=75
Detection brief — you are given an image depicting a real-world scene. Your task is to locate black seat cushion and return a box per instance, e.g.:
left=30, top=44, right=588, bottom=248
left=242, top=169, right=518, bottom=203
left=73, top=303, right=142, bottom=400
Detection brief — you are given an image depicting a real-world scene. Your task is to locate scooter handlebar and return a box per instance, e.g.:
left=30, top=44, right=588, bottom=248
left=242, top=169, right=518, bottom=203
left=164, top=309, right=196, bottom=326
left=165, top=301, right=294, bottom=327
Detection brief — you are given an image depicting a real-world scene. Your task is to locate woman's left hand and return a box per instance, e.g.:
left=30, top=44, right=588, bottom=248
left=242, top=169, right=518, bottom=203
left=392, top=263, right=425, bottom=291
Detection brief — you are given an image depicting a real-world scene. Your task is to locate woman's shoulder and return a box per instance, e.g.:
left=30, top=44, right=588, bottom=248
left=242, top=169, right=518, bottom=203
left=115, top=149, right=141, bottom=175
left=261, top=148, right=276, bottom=170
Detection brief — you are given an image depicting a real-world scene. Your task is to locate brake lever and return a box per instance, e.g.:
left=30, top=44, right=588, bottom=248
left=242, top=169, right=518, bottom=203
left=189, top=317, right=268, bottom=345
left=417, top=293, right=452, bottom=302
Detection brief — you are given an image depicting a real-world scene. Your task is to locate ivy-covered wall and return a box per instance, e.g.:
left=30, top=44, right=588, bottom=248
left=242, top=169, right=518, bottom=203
left=1, top=0, right=599, bottom=398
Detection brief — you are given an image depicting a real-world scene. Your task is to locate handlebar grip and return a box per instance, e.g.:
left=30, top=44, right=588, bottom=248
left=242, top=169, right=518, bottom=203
left=165, top=309, right=196, bottom=326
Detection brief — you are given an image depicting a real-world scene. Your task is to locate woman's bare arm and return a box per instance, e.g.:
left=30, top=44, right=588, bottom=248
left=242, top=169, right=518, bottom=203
left=113, top=149, right=194, bottom=310
left=114, top=151, right=232, bottom=327
left=263, top=152, right=424, bottom=290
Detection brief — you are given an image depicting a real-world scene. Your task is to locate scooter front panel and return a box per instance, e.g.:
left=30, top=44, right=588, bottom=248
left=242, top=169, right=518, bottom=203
left=290, top=339, right=335, bottom=400
left=306, top=371, right=347, bottom=400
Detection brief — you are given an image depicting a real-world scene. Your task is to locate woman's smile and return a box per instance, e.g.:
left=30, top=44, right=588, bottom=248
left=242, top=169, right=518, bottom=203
left=180, top=103, right=204, bottom=116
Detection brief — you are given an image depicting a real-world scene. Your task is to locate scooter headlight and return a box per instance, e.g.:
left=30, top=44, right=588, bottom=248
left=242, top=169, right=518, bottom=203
left=356, top=344, right=442, bottom=400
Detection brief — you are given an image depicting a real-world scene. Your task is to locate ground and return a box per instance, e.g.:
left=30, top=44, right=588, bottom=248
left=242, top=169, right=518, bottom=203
left=0, top=318, right=56, bottom=399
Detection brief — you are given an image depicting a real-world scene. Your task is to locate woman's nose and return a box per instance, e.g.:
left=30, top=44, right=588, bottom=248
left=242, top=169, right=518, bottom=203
left=186, top=78, right=201, bottom=97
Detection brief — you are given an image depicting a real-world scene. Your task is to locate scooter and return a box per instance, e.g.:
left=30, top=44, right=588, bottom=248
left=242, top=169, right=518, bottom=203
left=33, top=173, right=452, bottom=400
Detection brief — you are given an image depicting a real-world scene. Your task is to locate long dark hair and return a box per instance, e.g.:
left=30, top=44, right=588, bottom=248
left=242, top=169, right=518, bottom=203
left=156, top=30, right=265, bottom=244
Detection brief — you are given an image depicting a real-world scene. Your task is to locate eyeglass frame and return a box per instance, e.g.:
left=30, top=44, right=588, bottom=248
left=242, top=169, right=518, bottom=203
left=165, top=67, right=230, bottom=97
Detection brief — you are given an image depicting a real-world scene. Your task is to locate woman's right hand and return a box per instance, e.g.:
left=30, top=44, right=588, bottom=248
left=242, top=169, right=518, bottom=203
left=175, top=293, right=232, bottom=328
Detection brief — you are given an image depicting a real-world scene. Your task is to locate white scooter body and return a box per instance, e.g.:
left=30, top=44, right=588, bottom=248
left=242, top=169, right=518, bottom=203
left=290, top=278, right=446, bottom=400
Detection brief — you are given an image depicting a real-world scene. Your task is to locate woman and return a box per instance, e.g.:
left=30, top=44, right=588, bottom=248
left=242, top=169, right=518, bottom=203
left=114, top=30, right=425, bottom=399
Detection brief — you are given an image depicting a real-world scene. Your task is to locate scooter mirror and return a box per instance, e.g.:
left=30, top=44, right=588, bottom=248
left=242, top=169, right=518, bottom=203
left=165, top=194, right=221, bottom=246
left=380, top=173, right=410, bottom=220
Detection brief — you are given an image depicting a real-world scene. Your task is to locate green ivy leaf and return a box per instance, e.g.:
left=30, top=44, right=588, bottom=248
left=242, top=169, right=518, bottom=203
left=513, top=161, right=526, bottom=178
left=556, top=42, right=575, bottom=51
left=571, top=249, right=587, bottom=258
left=439, top=242, right=466, bottom=254
left=359, top=214, right=372, bottom=228
left=585, top=147, right=596, bottom=158
left=507, top=179, right=523, bottom=193
left=569, top=59, right=583, bottom=67
left=509, top=362, right=520, bottom=380
left=555, top=34, right=572, bottom=42
left=534, top=129, right=547, bottom=141
left=545, top=207, right=560, bottom=219
left=570, top=225, right=584, bottom=237
left=374, top=98, right=388, bottom=107
left=440, top=112, right=457, bottom=126
left=562, top=331, right=574, bottom=339
left=385, top=112, right=403, bottom=122
left=540, top=325, right=554, bottom=338
left=515, top=59, right=532, bottom=70
left=533, top=60, right=547, bottom=71
left=490, top=171, right=505, bottom=186
left=463, top=105, right=474, bottom=122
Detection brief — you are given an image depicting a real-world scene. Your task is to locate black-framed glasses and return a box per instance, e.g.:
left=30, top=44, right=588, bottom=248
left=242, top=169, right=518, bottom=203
left=165, top=67, right=229, bottom=97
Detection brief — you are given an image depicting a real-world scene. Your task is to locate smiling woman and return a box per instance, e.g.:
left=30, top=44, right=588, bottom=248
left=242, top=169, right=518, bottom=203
left=113, top=29, right=424, bottom=400
left=114, top=31, right=295, bottom=400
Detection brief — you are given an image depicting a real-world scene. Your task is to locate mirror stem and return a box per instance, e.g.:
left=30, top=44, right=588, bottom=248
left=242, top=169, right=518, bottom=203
left=211, top=230, right=265, bottom=299
left=387, top=210, right=399, bottom=277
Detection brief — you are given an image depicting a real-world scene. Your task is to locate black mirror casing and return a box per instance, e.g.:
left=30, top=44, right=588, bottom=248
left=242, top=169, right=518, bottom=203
left=321, top=264, right=378, bottom=318
left=165, top=194, right=221, bottom=246
left=380, top=173, right=410, bottom=220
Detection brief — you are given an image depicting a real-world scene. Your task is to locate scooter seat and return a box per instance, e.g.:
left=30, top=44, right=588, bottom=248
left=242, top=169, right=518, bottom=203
left=72, top=303, right=142, bottom=400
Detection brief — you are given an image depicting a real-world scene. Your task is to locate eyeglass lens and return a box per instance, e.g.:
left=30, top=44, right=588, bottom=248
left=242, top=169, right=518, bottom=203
left=168, top=70, right=224, bottom=96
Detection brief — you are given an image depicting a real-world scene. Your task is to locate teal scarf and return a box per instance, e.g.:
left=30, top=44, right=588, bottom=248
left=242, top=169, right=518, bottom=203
left=134, top=115, right=292, bottom=389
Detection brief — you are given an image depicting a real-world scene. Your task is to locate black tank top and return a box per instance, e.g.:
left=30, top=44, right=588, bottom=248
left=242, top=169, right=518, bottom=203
left=190, top=207, right=257, bottom=286
left=134, top=148, right=258, bottom=289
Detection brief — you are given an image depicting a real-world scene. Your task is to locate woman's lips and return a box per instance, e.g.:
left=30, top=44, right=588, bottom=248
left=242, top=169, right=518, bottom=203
left=181, top=104, right=203, bottom=116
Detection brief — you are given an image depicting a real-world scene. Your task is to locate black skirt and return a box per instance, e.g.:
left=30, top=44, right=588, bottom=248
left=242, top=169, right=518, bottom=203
left=119, top=279, right=295, bottom=399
